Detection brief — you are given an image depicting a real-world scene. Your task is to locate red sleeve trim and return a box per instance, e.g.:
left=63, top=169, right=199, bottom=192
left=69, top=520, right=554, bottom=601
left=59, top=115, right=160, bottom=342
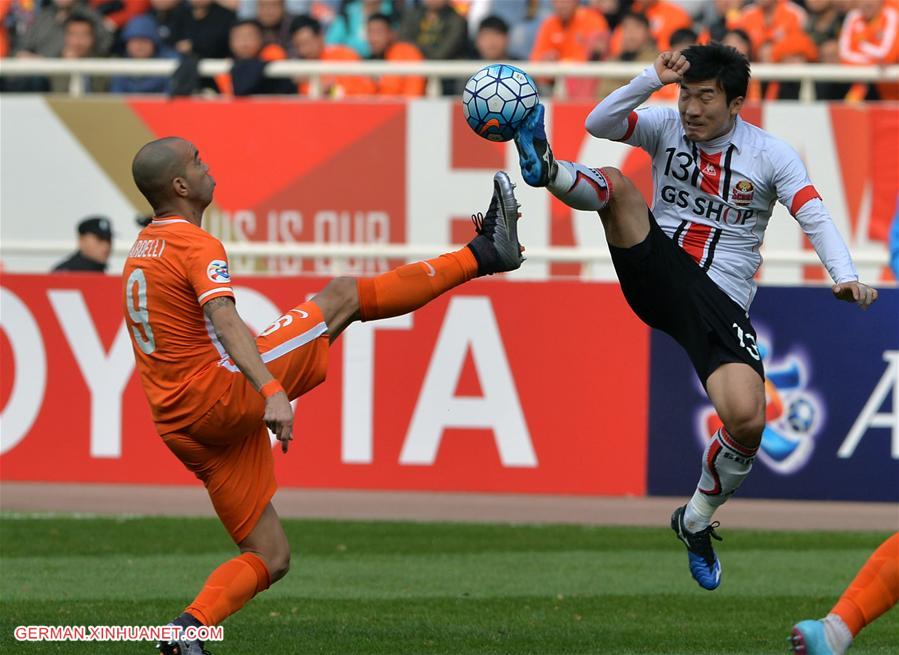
left=615, top=111, right=638, bottom=142
left=790, top=184, right=822, bottom=215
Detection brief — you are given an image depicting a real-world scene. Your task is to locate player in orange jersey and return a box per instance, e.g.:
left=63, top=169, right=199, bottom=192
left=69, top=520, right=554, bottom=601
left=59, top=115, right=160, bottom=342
left=732, top=0, right=806, bottom=61
left=124, top=137, right=524, bottom=655
left=790, top=532, right=899, bottom=654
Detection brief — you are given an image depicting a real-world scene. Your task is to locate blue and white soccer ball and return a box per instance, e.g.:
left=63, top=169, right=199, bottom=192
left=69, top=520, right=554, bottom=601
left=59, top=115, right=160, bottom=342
left=462, top=63, right=539, bottom=142
left=787, top=397, right=817, bottom=433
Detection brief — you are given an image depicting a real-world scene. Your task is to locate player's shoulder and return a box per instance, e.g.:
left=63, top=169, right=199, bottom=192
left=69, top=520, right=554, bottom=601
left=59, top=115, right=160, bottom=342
left=737, top=119, right=800, bottom=163
left=139, top=220, right=226, bottom=264
left=636, top=105, right=680, bottom=130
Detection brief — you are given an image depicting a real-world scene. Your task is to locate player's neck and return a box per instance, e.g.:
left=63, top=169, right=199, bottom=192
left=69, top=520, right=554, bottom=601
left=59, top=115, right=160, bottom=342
left=700, top=117, right=738, bottom=148
left=155, top=205, right=204, bottom=227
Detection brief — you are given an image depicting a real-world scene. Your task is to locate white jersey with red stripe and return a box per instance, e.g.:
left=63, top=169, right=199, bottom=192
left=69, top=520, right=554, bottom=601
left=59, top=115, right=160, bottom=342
left=585, top=65, right=858, bottom=311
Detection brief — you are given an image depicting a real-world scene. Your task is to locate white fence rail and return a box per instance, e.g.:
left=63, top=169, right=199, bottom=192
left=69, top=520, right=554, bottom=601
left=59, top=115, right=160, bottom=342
left=2, top=240, right=888, bottom=277
left=2, top=58, right=898, bottom=100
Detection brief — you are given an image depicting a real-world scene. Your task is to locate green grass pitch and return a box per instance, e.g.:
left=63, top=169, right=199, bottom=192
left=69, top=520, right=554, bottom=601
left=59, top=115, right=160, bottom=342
left=0, top=514, right=895, bottom=654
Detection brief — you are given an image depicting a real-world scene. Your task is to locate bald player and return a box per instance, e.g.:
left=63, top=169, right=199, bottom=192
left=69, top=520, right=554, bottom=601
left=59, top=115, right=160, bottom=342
left=124, top=137, right=524, bottom=655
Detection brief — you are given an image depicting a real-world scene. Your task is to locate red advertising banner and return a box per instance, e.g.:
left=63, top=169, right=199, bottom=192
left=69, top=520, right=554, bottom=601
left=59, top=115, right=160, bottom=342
left=0, top=274, right=649, bottom=495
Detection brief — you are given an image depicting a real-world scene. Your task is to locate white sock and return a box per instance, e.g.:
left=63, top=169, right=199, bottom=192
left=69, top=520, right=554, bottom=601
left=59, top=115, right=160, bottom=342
left=823, top=614, right=853, bottom=654
left=684, top=428, right=757, bottom=532
left=547, top=161, right=611, bottom=212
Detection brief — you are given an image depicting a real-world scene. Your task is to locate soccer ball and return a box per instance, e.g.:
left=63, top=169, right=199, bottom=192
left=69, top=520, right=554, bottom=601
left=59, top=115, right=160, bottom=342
left=787, top=397, right=817, bottom=433
left=462, top=63, right=539, bottom=142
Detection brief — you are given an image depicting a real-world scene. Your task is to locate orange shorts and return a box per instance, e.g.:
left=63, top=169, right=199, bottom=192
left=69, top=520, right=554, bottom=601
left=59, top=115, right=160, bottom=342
left=162, top=300, right=330, bottom=544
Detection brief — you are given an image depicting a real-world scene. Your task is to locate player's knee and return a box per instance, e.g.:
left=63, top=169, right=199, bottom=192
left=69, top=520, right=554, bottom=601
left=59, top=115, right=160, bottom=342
left=266, top=544, right=291, bottom=584
left=317, top=276, right=356, bottom=308
left=723, top=406, right=765, bottom=448
left=599, top=167, right=641, bottom=216
left=599, top=167, right=636, bottom=203
left=600, top=166, right=625, bottom=191
left=314, top=276, right=360, bottom=328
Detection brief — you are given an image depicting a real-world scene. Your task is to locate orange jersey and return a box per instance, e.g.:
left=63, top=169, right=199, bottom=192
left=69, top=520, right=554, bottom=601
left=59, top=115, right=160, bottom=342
left=297, top=45, right=377, bottom=97
left=840, top=1, right=899, bottom=99
left=530, top=7, right=609, bottom=62
left=609, top=0, right=693, bottom=55
left=840, top=2, right=899, bottom=65
left=122, top=217, right=236, bottom=433
left=373, top=42, right=426, bottom=97
left=732, top=0, right=806, bottom=57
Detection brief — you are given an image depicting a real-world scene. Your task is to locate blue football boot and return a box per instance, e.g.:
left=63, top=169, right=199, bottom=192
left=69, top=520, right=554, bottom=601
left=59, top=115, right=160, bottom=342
left=513, top=103, right=556, bottom=188
left=671, top=505, right=723, bottom=591
left=790, top=620, right=837, bottom=654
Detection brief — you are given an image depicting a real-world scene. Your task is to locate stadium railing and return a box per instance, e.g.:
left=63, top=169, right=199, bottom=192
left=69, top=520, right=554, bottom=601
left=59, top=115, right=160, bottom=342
left=2, top=58, right=898, bottom=101
left=2, top=240, right=888, bottom=277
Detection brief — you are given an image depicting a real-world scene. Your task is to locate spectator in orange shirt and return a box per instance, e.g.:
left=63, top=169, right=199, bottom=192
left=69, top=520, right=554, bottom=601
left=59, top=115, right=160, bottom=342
left=366, top=12, right=426, bottom=97
left=839, top=0, right=899, bottom=99
left=732, top=0, right=806, bottom=61
left=608, top=0, right=692, bottom=55
left=530, top=0, right=609, bottom=63
left=531, top=0, right=609, bottom=99
left=767, top=29, right=818, bottom=99
left=290, top=14, right=374, bottom=97
left=217, top=19, right=295, bottom=96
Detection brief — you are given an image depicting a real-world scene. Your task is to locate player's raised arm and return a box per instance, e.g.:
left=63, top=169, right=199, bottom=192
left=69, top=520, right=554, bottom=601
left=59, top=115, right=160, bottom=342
left=771, top=144, right=878, bottom=310
left=584, top=51, right=688, bottom=141
left=203, top=296, right=296, bottom=451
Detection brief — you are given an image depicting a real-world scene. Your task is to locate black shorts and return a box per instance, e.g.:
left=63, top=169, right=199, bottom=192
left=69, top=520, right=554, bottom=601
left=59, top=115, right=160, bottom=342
left=609, top=211, right=765, bottom=385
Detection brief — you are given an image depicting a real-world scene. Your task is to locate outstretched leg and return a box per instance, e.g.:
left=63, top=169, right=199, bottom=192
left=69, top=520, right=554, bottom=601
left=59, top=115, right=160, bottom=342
left=514, top=103, right=650, bottom=248
left=312, top=171, right=524, bottom=341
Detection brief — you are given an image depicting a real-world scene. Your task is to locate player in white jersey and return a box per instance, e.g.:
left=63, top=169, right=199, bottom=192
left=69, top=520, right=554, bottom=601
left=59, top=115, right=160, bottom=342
left=514, top=43, right=878, bottom=590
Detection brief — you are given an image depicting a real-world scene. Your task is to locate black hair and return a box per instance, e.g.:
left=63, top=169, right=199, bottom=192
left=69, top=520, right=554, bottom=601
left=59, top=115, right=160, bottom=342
left=681, top=42, right=750, bottom=104
left=478, top=15, right=509, bottom=35
left=367, top=12, right=393, bottom=27
left=620, top=12, right=650, bottom=29
left=722, top=28, right=753, bottom=58
left=289, top=14, right=322, bottom=37
left=232, top=19, right=264, bottom=33
left=669, top=27, right=698, bottom=50
left=64, top=13, right=95, bottom=33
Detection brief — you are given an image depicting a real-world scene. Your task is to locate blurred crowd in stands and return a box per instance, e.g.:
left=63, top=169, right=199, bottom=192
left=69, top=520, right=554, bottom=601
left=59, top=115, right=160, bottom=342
left=1, top=0, right=897, bottom=99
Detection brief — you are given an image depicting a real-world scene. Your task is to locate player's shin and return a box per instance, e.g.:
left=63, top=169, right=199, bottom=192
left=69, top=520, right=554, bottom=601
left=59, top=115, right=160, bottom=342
left=684, top=427, right=758, bottom=532
left=546, top=161, right=612, bottom=212
left=356, top=248, right=479, bottom=321
left=185, top=552, right=271, bottom=626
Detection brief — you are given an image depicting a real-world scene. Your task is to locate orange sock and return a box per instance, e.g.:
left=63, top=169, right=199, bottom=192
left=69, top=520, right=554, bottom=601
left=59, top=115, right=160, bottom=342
left=357, top=247, right=478, bottom=321
left=831, top=533, right=899, bottom=636
left=185, top=552, right=271, bottom=626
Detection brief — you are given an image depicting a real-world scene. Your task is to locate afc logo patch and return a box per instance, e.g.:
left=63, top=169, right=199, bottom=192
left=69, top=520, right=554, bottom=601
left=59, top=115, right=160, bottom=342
left=732, top=180, right=755, bottom=206
left=207, top=259, right=231, bottom=283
